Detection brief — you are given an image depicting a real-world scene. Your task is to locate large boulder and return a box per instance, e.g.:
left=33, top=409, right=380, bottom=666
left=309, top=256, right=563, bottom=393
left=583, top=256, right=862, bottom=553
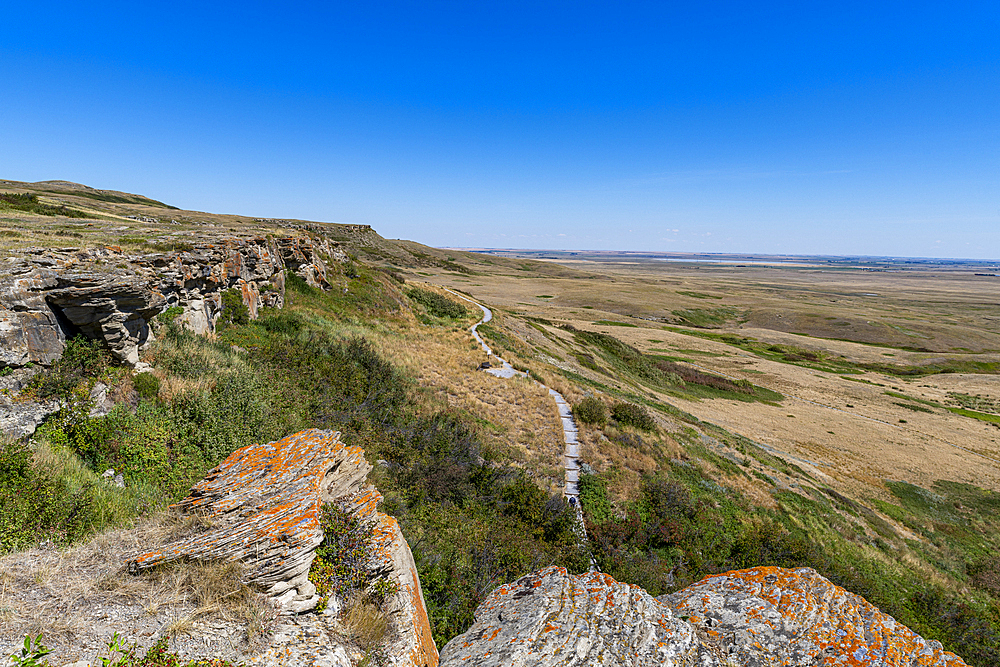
left=130, top=428, right=438, bottom=667
left=440, top=566, right=970, bottom=667
left=663, top=566, right=968, bottom=667
left=438, top=566, right=701, bottom=666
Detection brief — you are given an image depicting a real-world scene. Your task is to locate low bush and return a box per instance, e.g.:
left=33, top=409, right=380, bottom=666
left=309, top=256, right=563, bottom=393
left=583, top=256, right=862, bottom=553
left=133, top=372, right=160, bottom=401
left=217, top=289, right=250, bottom=328
left=0, top=192, right=93, bottom=218
left=407, top=288, right=467, bottom=319
left=309, top=504, right=390, bottom=610
left=0, top=439, right=151, bottom=553
left=28, top=335, right=112, bottom=400
left=573, top=396, right=607, bottom=425
left=611, top=402, right=656, bottom=431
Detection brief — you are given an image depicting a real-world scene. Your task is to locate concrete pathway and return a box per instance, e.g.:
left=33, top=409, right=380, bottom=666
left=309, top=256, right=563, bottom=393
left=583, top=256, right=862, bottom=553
left=447, top=290, right=581, bottom=499
left=443, top=288, right=596, bottom=568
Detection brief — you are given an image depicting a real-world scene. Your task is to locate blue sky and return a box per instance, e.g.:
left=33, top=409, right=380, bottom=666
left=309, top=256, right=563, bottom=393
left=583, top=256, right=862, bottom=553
left=2, top=2, right=998, bottom=258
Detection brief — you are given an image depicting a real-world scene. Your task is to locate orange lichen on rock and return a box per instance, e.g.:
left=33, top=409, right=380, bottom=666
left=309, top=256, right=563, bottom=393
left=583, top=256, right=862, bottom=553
left=439, top=565, right=971, bottom=667
left=130, top=428, right=438, bottom=667
left=662, top=566, right=970, bottom=667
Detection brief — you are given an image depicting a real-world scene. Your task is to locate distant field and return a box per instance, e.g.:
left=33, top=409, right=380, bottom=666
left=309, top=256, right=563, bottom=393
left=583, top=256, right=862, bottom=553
left=424, top=247, right=1000, bottom=501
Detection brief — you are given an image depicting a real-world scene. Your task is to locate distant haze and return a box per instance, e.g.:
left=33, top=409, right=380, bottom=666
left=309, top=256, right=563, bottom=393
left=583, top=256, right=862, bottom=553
left=3, top=2, right=998, bottom=259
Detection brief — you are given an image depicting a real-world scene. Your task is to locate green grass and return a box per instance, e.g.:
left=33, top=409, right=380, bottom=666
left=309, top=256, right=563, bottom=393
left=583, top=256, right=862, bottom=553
left=0, top=192, right=94, bottom=218
left=665, top=327, right=1000, bottom=376
left=573, top=329, right=782, bottom=404
left=670, top=307, right=741, bottom=328
left=593, top=320, right=638, bottom=327
left=945, top=407, right=1000, bottom=425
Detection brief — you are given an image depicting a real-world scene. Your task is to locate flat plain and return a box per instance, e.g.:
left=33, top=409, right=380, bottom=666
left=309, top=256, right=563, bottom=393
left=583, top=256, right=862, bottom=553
left=424, top=249, right=1000, bottom=501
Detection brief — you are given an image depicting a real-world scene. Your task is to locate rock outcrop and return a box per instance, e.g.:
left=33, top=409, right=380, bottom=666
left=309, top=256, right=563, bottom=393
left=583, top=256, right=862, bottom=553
left=0, top=236, right=346, bottom=437
left=439, top=566, right=969, bottom=667
left=439, top=567, right=700, bottom=666
left=131, top=428, right=438, bottom=667
left=663, top=566, right=968, bottom=667
left=0, top=235, right=345, bottom=372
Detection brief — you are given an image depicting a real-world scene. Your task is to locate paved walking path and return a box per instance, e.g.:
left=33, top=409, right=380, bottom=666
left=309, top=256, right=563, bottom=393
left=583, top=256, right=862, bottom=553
left=443, top=290, right=584, bottom=500
left=443, top=288, right=597, bottom=569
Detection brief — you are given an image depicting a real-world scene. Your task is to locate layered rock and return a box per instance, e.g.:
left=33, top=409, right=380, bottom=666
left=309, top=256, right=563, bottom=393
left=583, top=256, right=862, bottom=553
left=0, top=234, right=345, bottom=371
left=438, top=567, right=701, bottom=666
left=130, top=428, right=438, bottom=667
left=439, top=566, right=969, bottom=667
left=663, top=566, right=968, bottom=667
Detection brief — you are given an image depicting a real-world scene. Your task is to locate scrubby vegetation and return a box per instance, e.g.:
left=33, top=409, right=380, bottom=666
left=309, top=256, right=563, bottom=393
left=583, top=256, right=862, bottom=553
left=572, top=396, right=607, bottom=425
left=0, top=192, right=94, bottom=218
left=2, top=270, right=585, bottom=652
left=406, top=287, right=467, bottom=319
left=576, top=427, right=1000, bottom=666
left=572, top=329, right=782, bottom=403
left=610, top=401, right=656, bottom=431
left=6, top=239, right=1000, bottom=663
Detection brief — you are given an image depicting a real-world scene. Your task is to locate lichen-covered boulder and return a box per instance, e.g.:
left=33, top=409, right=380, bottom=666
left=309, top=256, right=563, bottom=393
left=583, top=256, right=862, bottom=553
left=440, top=565, right=970, bottom=667
left=662, top=566, right=968, bottom=667
left=131, top=428, right=438, bottom=667
left=438, top=566, right=701, bottom=666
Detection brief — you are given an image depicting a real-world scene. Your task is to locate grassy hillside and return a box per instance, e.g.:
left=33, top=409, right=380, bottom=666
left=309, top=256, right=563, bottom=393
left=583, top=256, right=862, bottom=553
left=3, top=181, right=1000, bottom=663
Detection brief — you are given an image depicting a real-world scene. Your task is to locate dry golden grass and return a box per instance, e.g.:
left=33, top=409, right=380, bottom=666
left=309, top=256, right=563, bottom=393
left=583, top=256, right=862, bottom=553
left=0, top=511, right=273, bottom=652
left=340, top=595, right=390, bottom=654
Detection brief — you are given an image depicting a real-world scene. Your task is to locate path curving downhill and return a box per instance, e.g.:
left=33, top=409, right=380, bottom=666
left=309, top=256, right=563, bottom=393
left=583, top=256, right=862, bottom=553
left=446, top=289, right=584, bottom=501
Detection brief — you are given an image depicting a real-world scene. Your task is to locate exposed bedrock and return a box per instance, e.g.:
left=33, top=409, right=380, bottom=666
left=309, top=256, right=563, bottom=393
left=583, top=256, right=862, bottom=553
left=0, top=235, right=345, bottom=370
left=439, top=565, right=968, bottom=667
left=130, top=428, right=438, bottom=667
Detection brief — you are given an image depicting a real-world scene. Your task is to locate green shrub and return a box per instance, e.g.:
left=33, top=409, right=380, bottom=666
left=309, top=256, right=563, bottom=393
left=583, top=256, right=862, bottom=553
left=611, top=401, right=656, bottom=431
left=218, top=288, right=250, bottom=327
left=284, top=269, right=318, bottom=295
left=133, top=372, right=160, bottom=401
left=0, top=192, right=93, bottom=218
left=578, top=473, right=611, bottom=523
left=407, top=287, right=467, bottom=319
left=156, top=306, right=184, bottom=325
left=573, top=396, right=608, bottom=425
left=0, top=439, right=150, bottom=553
left=28, top=335, right=112, bottom=400
left=309, top=503, right=397, bottom=613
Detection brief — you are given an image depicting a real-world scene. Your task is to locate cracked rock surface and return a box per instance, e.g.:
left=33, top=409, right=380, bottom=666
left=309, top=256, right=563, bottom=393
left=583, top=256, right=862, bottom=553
left=439, top=566, right=969, bottom=667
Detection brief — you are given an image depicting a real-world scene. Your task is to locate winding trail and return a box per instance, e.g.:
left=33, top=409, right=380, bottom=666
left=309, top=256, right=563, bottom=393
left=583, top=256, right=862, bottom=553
left=445, top=289, right=583, bottom=501
left=443, top=289, right=597, bottom=569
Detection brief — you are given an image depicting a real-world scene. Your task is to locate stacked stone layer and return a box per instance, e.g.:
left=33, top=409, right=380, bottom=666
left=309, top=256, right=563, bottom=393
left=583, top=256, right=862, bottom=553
left=439, top=566, right=969, bottom=667
left=132, top=428, right=438, bottom=667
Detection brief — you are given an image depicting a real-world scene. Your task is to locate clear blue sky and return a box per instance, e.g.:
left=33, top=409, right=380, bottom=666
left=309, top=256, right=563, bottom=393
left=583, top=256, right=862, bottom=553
left=3, top=1, right=998, bottom=258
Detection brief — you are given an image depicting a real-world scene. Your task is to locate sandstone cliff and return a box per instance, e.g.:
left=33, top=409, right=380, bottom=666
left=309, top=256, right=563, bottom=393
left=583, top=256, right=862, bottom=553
left=439, top=566, right=969, bottom=667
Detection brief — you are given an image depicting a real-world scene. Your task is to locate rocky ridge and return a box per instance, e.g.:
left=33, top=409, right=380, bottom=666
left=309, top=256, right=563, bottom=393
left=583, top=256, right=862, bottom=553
left=0, top=234, right=346, bottom=437
left=439, top=566, right=969, bottom=667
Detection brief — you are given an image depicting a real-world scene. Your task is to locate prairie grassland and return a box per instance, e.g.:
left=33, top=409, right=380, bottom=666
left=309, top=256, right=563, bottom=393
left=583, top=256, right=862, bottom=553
left=419, top=252, right=1000, bottom=503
